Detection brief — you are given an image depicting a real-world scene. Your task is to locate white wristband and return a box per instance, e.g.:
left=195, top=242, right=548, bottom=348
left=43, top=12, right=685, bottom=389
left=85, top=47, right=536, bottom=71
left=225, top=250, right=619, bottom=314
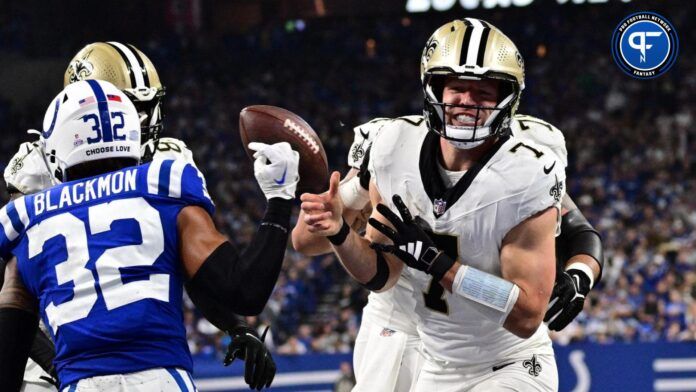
left=566, top=262, right=595, bottom=289
left=453, top=265, right=520, bottom=325
left=338, top=176, right=370, bottom=210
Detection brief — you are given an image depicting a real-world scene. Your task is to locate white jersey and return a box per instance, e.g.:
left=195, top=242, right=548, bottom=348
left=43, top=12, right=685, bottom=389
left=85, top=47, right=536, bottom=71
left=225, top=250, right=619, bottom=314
left=348, top=117, right=421, bottom=335
left=368, top=116, right=566, bottom=366
left=143, top=137, right=198, bottom=167
left=511, top=114, right=568, bottom=168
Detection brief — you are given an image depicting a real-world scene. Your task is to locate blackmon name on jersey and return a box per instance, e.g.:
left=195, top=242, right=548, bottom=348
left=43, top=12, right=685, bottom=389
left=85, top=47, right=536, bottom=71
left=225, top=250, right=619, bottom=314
left=368, top=115, right=566, bottom=367
left=0, top=159, right=213, bottom=386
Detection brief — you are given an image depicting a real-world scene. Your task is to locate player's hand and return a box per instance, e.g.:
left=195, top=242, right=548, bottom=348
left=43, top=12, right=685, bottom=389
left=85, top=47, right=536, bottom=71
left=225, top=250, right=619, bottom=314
left=249, top=142, right=299, bottom=200
left=544, top=268, right=592, bottom=331
left=368, top=195, right=455, bottom=281
left=224, top=326, right=276, bottom=390
left=4, top=140, right=56, bottom=196
left=300, top=171, right=345, bottom=236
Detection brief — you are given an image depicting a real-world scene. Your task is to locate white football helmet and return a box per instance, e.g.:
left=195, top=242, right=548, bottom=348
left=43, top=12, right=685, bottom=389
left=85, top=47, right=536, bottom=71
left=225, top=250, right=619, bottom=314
left=40, top=79, right=141, bottom=181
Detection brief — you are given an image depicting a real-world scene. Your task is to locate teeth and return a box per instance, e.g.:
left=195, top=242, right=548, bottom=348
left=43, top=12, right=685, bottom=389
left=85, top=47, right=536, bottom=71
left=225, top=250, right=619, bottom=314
left=455, top=114, right=476, bottom=123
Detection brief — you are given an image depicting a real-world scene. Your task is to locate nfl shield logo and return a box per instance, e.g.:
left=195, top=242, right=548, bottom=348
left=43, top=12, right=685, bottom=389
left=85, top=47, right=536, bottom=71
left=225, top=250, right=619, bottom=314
left=433, top=199, right=447, bottom=216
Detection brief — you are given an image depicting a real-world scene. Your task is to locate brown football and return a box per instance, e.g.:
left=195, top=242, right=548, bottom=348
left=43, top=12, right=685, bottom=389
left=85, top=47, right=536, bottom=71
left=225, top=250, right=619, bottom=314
left=239, top=105, right=329, bottom=195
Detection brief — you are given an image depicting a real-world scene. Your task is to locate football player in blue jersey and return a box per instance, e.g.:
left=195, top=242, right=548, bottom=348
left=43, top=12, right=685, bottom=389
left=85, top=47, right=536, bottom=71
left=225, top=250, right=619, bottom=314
left=3, top=42, right=279, bottom=392
left=0, top=80, right=299, bottom=391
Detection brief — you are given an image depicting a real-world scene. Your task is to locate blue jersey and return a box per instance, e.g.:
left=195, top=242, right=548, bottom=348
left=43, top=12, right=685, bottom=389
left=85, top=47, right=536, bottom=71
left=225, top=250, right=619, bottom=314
left=0, top=159, right=214, bottom=386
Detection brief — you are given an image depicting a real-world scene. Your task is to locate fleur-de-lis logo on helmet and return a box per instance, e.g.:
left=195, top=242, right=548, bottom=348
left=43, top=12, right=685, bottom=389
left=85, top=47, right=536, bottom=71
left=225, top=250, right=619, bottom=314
left=422, top=37, right=438, bottom=65
left=523, top=354, right=542, bottom=377
left=67, top=55, right=94, bottom=84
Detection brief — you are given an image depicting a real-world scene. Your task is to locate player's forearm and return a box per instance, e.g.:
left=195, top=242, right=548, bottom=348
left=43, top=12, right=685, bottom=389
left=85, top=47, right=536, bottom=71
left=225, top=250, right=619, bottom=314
left=234, top=198, right=292, bottom=313
left=330, top=224, right=399, bottom=291
left=441, top=262, right=546, bottom=339
left=564, top=254, right=600, bottom=280
left=293, top=209, right=363, bottom=256
left=188, top=199, right=291, bottom=316
left=332, top=227, right=379, bottom=283
left=502, top=284, right=547, bottom=338
left=292, top=215, right=333, bottom=256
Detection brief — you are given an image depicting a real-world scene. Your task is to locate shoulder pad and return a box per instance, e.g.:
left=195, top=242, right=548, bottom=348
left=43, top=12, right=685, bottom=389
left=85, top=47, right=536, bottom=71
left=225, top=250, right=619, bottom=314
left=511, top=114, right=567, bottom=167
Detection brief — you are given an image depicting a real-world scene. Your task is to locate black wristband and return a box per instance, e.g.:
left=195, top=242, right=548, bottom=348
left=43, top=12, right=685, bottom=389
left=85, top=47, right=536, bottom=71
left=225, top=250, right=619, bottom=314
left=327, top=220, right=350, bottom=246
left=428, top=251, right=456, bottom=282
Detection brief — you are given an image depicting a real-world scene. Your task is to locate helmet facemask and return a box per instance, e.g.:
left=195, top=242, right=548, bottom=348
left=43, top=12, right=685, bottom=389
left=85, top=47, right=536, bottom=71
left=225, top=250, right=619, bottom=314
left=423, top=73, right=519, bottom=149
left=124, top=86, right=166, bottom=148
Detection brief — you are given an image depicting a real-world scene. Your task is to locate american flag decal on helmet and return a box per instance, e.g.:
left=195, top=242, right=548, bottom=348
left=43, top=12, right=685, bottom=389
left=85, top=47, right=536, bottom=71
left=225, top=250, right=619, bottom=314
left=78, top=96, right=96, bottom=106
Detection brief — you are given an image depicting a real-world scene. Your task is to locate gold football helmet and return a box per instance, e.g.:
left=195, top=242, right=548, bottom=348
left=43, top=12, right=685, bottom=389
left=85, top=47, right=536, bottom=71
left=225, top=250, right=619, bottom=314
left=64, top=42, right=165, bottom=153
left=420, top=18, right=525, bottom=146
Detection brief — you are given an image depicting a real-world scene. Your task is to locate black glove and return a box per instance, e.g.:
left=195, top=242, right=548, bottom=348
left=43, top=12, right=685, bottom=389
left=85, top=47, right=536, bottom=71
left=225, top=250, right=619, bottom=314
left=544, top=268, right=592, bottom=331
left=224, top=326, right=276, bottom=390
left=368, top=195, right=455, bottom=281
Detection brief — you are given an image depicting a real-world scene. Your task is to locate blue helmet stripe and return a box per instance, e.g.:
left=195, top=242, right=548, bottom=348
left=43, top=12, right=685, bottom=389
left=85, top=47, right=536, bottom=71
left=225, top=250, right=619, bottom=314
left=42, top=97, right=61, bottom=139
left=85, top=80, right=114, bottom=142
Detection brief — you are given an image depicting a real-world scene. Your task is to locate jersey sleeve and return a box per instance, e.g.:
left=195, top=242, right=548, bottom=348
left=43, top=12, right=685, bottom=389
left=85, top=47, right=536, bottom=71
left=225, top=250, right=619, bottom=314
left=513, top=115, right=568, bottom=167
left=347, top=118, right=390, bottom=169
left=146, top=137, right=198, bottom=168
left=0, top=198, right=30, bottom=260
left=145, top=159, right=215, bottom=217
left=516, top=154, right=566, bottom=232
left=179, top=163, right=215, bottom=216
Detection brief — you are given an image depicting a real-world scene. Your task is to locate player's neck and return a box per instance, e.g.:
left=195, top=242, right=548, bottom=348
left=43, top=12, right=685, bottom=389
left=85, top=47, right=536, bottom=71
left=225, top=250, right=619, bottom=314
left=438, top=137, right=497, bottom=171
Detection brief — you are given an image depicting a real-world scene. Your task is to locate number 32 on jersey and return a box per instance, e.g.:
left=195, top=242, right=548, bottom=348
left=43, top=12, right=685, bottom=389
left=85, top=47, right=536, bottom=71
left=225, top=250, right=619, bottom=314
left=27, top=197, right=167, bottom=333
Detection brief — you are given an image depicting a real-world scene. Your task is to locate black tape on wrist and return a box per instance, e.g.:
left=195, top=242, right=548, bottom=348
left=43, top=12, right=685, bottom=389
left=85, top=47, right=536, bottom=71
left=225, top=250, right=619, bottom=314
left=362, top=250, right=390, bottom=291
left=327, top=220, right=350, bottom=246
left=428, top=252, right=456, bottom=282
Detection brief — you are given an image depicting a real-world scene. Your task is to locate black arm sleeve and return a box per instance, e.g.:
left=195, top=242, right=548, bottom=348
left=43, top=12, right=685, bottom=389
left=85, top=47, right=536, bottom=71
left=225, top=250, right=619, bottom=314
left=185, top=283, right=248, bottom=332
left=556, top=208, right=604, bottom=282
left=0, top=308, right=39, bottom=391
left=186, top=198, right=292, bottom=316
left=29, top=328, right=56, bottom=375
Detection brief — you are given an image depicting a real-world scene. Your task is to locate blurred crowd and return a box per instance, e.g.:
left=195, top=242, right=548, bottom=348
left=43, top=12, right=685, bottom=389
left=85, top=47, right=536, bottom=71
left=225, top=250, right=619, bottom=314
left=1, top=2, right=694, bottom=360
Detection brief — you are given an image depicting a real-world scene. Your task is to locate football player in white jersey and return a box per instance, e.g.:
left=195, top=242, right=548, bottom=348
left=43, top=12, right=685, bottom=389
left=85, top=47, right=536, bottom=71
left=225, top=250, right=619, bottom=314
left=3, top=42, right=276, bottom=391
left=293, top=117, right=423, bottom=392
left=293, top=21, right=603, bottom=392
left=301, top=19, right=568, bottom=391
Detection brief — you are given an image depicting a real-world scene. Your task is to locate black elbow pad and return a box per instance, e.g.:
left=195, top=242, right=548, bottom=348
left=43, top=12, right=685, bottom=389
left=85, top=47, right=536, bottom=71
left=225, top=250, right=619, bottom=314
left=361, top=251, right=390, bottom=291
left=557, top=209, right=604, bottom=280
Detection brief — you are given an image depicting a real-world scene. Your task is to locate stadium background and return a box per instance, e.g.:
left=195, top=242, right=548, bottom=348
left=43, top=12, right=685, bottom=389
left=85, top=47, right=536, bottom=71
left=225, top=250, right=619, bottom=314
left=0, top=0, right=694, bottom=390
